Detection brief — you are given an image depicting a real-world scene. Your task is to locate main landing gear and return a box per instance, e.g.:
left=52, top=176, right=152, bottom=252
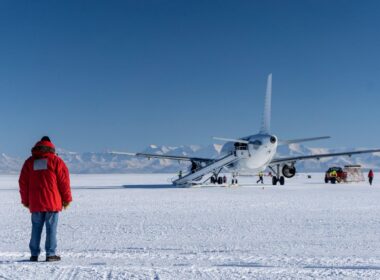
left=210, top=175, right=227, bottom=185
left=209, top=168, right=229, bottom=185
left=210, top=171, right=238, bottom=185
left=272, top=175, right=285, bottom=186
left=269, top=164, right=285, bottom=186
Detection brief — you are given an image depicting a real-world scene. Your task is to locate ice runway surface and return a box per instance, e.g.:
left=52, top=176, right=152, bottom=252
left=1, top=173, right=380, bottom=279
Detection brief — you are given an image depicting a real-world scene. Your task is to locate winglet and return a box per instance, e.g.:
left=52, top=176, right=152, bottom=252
left=260, top=73, right=272, bottom=134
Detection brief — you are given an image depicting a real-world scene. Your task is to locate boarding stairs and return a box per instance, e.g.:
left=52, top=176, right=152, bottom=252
left=173, top=153, right=239, bottom=186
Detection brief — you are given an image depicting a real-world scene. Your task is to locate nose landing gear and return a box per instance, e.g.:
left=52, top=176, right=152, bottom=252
left=269, top=164, right=285, bottom=185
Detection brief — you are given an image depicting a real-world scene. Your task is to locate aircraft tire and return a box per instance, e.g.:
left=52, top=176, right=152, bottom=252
left=218, top=177, right=223, bottom=184
left=279, top=176, right=285, bottom=185
left=272, top=176, right=278, bottom=185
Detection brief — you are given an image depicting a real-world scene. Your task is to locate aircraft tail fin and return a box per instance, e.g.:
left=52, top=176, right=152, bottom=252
left=259, top=73, right=272, bottom=134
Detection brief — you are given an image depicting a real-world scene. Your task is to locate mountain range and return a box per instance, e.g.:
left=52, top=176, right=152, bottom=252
left=1, top=144, right=379, bottom=174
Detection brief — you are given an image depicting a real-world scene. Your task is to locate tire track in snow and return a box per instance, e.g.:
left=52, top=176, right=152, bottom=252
left=153, top=271, right=160, bottom=280
left=67, top=267, right=80, bottom=280
left=52, top=267, right=70, bottom=280
left=104, top=270, right=112, bottom=280
left=0, top=272, right=12, bottom=280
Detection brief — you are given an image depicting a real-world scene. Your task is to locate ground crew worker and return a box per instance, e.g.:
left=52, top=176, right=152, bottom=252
left=191, top=162, right=197, bottom=173
left=330, top=170, right=338, bottom=183
left=256, top=171, right=264, bottom=184
left=19, top=136, right=72, bottom=262
left=368, top=169, right=374, bottom=186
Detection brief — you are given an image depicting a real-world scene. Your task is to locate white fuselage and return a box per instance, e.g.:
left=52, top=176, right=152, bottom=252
left=220, top=134, right=278, bottom=173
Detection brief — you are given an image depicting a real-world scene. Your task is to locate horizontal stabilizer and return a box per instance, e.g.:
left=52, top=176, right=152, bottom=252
left=279, top=136, right=331, bottom=145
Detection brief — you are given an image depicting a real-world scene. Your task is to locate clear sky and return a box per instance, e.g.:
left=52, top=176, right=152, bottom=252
left=1, top=0, right=379, bottom=157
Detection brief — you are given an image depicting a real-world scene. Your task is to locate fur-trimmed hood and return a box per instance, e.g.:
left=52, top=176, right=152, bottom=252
left=31, top=140, right=56, bottom=158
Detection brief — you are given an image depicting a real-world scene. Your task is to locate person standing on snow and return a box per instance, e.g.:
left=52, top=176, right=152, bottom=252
left=19, top=136, right=72, bottom=262
left=256, top=171, right=264, bottom=184
left=368, top=169, right=374, bottom=186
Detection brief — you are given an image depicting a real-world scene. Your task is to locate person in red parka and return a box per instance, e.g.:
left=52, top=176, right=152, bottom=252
left=19, top=136, right=72, bottom=262
left=368, top=169, right=374, bottom=186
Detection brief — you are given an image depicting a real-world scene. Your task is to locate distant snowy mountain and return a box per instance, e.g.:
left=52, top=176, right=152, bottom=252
left=0, top=144, right=379, bottom=174
left=0, top=153, right=23, bottom=174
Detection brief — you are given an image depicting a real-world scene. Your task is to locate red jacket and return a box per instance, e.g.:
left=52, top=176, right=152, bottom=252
left=368, top=170, right=374, bottom=178
left=19, top=140, right=72, bottom=212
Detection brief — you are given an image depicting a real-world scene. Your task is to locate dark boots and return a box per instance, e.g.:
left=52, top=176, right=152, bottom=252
left=30, top=255, right=61, bottom=262
left=46, top=255, right=61, bottom=262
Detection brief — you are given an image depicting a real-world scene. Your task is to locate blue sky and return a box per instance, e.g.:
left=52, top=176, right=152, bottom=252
left=0, top=0, right=379, bottom=157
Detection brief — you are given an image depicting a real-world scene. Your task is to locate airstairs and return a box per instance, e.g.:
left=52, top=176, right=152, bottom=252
left=173, top=153, right=239, bottom=186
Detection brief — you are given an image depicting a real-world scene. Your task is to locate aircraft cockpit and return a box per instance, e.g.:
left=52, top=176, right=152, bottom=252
left=234, top=142, right=248, bottom=150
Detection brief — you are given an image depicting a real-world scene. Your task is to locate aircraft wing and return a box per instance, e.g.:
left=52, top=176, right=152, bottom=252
left=278, top=136, right=331, bottom=145
left=270, top=148, right=380, bottom=165
left=110, top=151, right=214, bottom=163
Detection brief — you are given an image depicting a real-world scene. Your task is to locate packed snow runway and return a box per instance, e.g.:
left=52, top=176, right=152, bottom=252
left=1, top=173, right=380, bottom=279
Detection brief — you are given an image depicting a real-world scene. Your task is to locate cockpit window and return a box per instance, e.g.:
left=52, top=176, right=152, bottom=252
left=252, top=140, right=262, bottom=146
left=234, top=142, right=248, bottom=150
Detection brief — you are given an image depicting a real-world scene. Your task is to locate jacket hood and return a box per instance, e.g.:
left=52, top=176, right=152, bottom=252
left=31, top=140, right=56, bottom=158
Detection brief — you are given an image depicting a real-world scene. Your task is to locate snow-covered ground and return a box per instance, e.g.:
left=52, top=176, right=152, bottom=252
left=1, top=173, right=380, bottom=279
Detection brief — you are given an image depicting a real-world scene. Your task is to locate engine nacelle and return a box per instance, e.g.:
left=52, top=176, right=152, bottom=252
left=282, top=164, right=296, bottom=178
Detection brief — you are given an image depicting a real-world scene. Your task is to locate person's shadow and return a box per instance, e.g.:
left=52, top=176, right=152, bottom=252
left=122, top=184, right=179, bottom=189
left=0, top=259, right=33, bottom=264
left=70, top=184, right=177, bottom=190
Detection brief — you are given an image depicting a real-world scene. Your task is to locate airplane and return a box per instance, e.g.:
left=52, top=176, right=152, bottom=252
left=112, top=74, right=380, bottom=186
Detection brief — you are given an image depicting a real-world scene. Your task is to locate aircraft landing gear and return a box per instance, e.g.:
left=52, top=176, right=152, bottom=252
left=271, top=175, right=284, bottom=185
left=210, top=171, right=238, bottom=185
left=272, top=176, right=277, bottom=185
left=211, top=175, right=228, bottom=185
left=209, top=168, right=225, bottom=185
left=217, top=177, right=223, bottom=184
left=279, top=176, right=285, bottom=185
left=210, top=176, right=216, bottom=184
left=269, top=165, right=285, bottom=186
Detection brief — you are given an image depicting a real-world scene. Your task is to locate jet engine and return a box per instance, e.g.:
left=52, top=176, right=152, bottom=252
left=282, top=164, right=296, bottom=178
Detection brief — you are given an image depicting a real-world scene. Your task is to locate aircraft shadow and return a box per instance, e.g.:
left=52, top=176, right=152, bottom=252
left=71, top=186, right=125, bottom=190
left=215, top=262, right=274, bottom=268
left=0, top=185, right=179, bottom=191
left=0, top=259, right=32, bottom=264
left=73, top=185, right=176, bottom=190
left=303, top=265, right=380, bottom=270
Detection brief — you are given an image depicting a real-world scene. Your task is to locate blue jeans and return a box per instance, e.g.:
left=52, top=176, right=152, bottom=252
left=29, top=212, right=59, bottom=257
